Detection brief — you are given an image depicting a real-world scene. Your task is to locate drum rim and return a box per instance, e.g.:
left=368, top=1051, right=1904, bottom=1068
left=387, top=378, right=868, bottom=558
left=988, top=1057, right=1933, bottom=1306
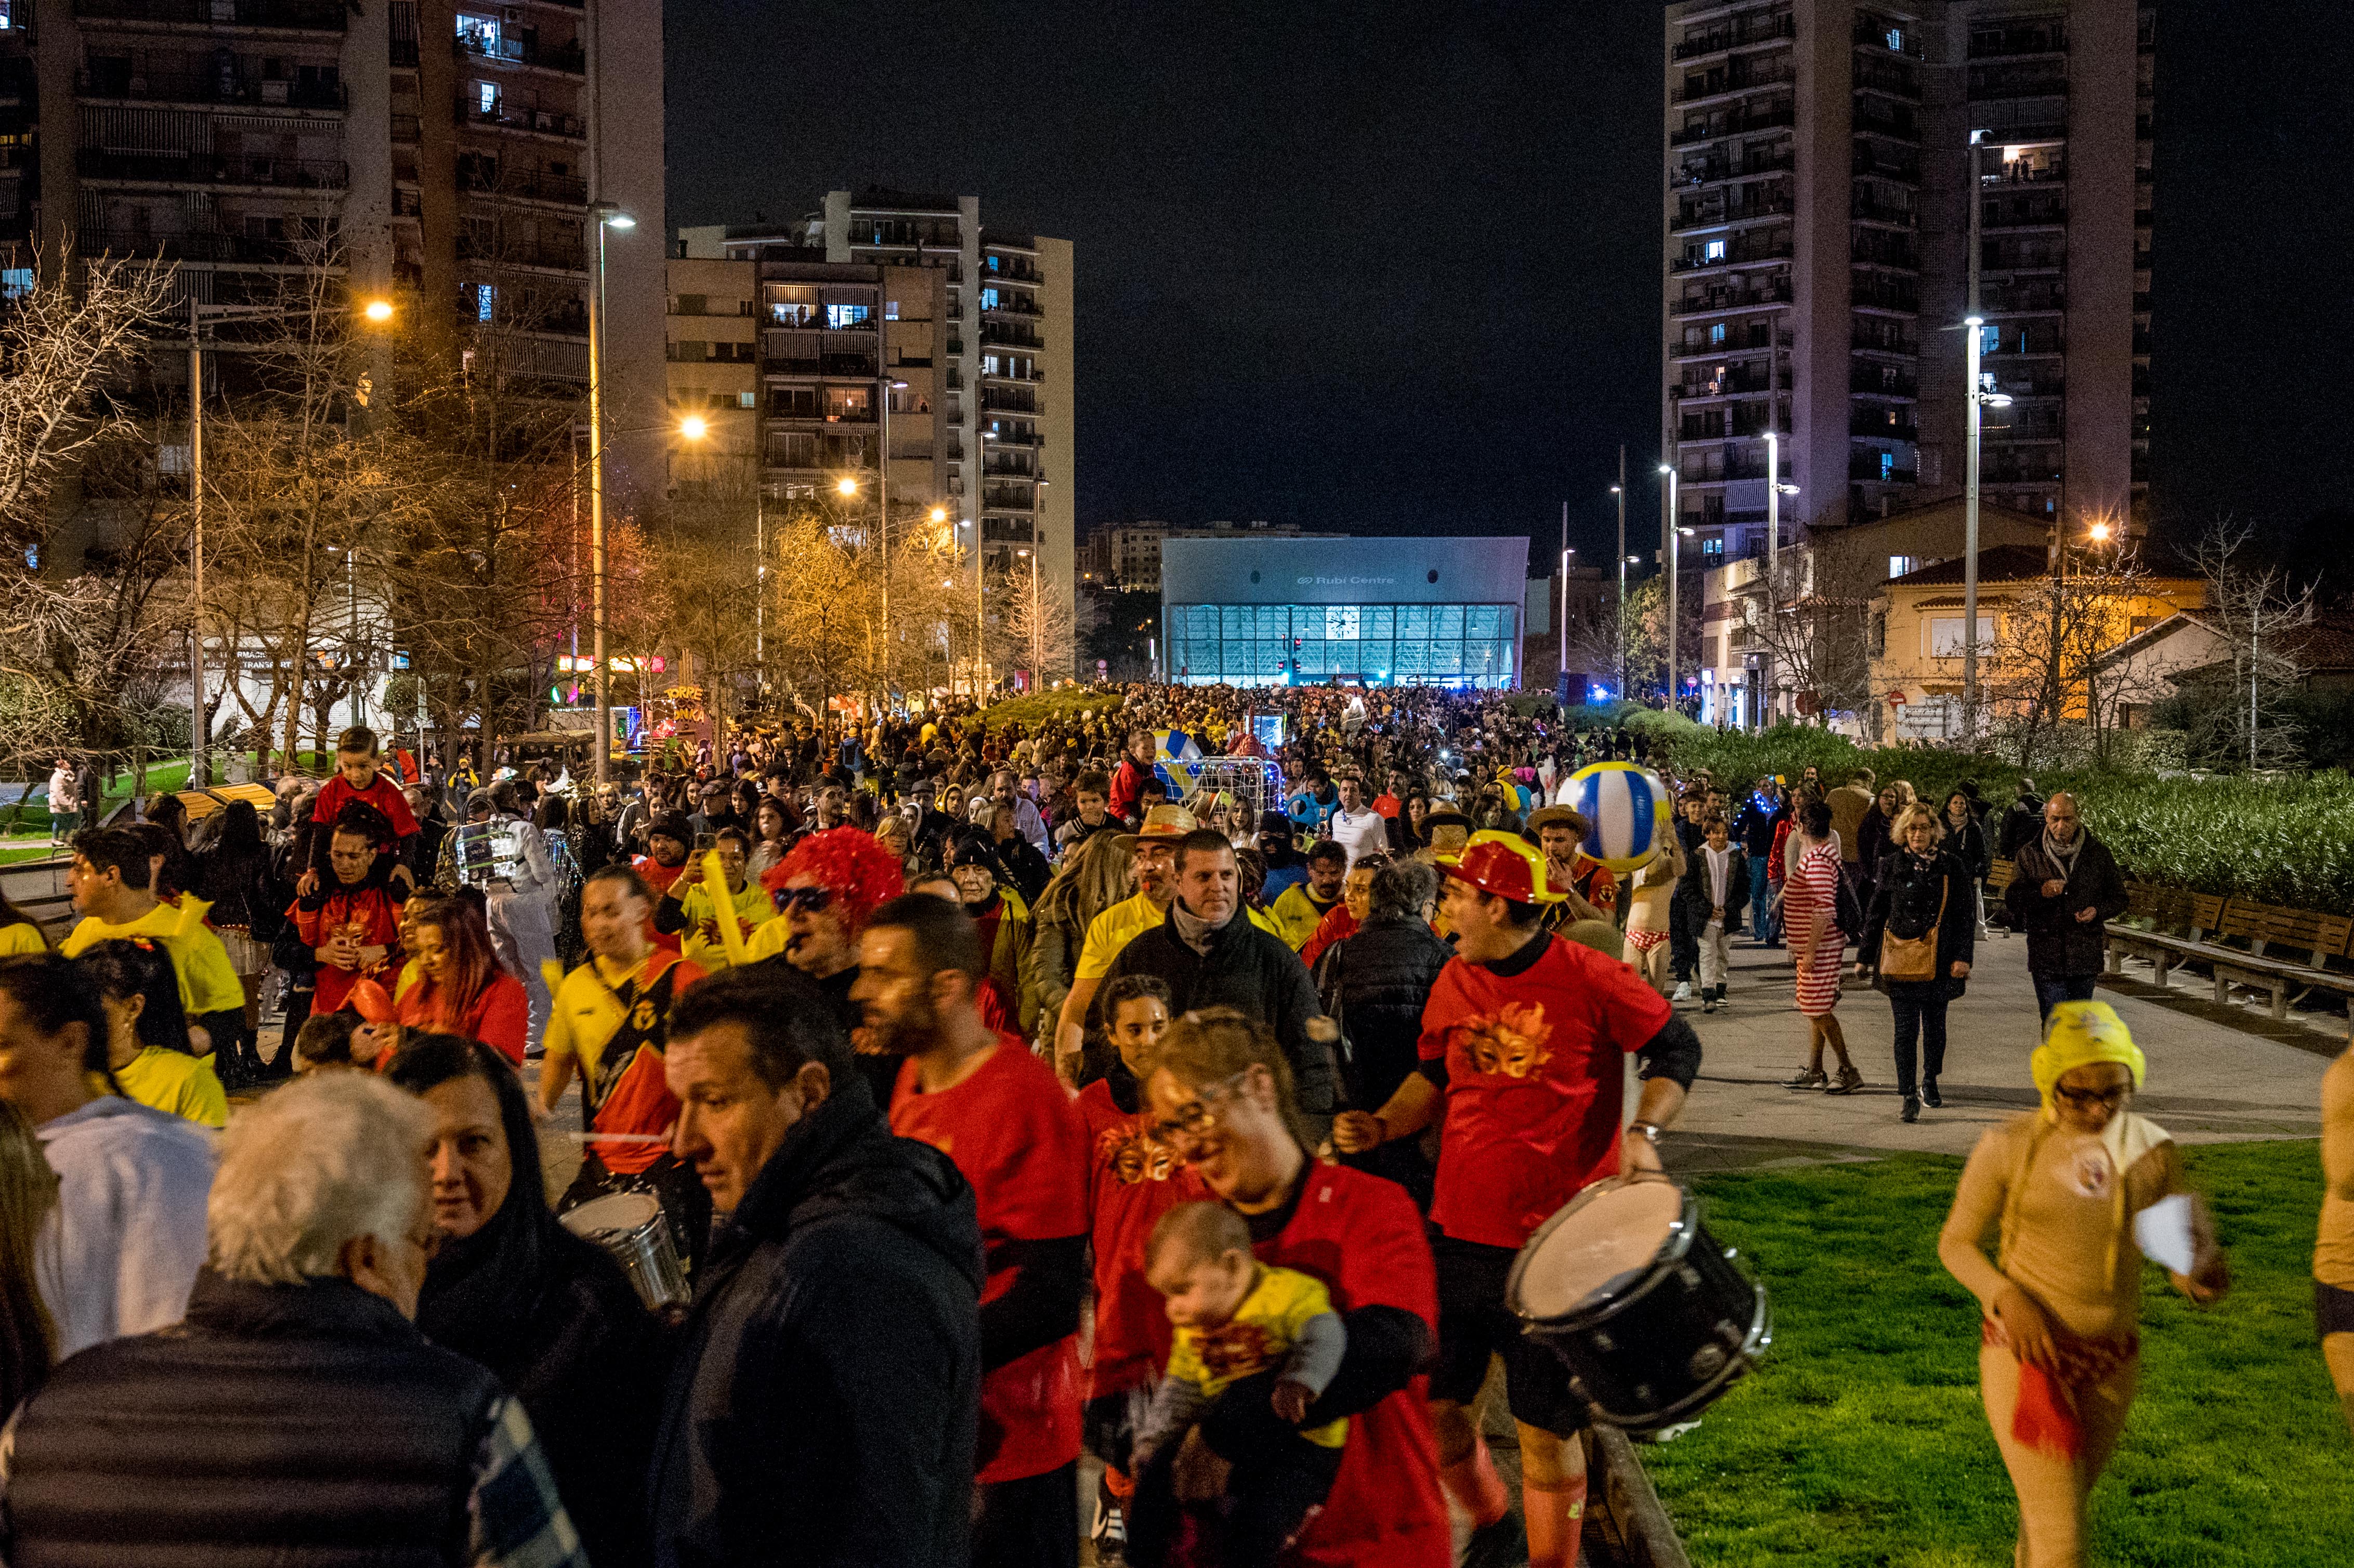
left=560, top=1190, right=663, bottom=1236
left=1581, top=1276, right=1772, bottom=1433
left=1507, top=1175, right=1699, bottom=1331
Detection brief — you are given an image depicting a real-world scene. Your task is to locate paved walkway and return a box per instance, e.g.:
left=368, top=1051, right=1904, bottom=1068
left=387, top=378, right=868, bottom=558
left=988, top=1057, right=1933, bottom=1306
left=1663, top=924, right=2338, bottom=1174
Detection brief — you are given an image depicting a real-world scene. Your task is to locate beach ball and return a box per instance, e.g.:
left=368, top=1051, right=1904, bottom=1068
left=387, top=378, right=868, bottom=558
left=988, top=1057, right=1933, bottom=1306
left=1564, top=761, right=1669, bottom=874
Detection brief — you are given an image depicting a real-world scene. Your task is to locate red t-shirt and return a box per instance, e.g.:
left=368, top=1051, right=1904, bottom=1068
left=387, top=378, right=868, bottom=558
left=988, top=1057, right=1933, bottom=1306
left=1074, top=1077, right=1209, bottom=1399
left=397, top=969, right=531, bottom=1065
left=891, top=1037, right=1088, bottom=1484
left=289, top=884, right=403, bottom=1016
left=634, top=856, right=686, bottom=954
left=1418, top=933, right=1673, bottom=1249
left=311, top=773, right=421, bottom=840
left=1254, top=1162, right=1448, bottom=1568
left=1299, top=903, right=1359, bottom=971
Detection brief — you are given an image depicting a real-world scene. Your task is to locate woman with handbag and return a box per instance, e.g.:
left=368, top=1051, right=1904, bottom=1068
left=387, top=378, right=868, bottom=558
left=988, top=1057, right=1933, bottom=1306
left=1858, top=805, right=1977, bottom=1123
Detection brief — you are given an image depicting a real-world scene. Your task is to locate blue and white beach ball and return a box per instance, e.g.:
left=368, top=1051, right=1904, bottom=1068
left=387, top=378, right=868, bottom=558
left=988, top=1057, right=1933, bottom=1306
left=1564, top=762, right=1669, bottom=874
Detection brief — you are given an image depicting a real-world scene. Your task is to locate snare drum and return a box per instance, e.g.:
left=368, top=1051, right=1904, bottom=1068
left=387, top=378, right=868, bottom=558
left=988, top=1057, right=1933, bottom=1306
left=561, top=1191, right=689, bottom=1310
left=1506, top=1177, right=1768, bottom=1432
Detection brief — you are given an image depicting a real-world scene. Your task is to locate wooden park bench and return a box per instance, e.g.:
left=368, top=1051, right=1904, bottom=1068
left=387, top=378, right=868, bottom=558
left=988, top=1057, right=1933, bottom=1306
left=2105, top=892, right=2354, bottom=1029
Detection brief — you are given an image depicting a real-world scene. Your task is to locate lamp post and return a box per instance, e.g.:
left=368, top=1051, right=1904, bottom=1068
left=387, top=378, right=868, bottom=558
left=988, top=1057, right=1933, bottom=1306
left=1658, top=463, right=1680, bottom=706
left=586, top=201, right=634, bottom=785
left=1612, top=445, right=1627, bottom=697
left=186, top=292, right=394, bottom=786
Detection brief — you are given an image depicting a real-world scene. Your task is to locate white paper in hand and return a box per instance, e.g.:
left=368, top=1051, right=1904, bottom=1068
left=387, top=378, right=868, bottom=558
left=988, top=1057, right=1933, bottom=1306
left=2133, top=1193, right=2198, bottom=1275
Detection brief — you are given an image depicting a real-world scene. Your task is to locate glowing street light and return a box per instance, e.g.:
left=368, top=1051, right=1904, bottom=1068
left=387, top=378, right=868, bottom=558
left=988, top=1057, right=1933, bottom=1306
left=678, top=414, right=708, bottom=442
left=362, top=298, right=394, bottom=323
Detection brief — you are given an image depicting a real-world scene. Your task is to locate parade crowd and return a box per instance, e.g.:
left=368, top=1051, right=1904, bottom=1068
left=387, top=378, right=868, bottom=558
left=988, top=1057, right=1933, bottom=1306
left=0, top=682, right=2343, bottom=1568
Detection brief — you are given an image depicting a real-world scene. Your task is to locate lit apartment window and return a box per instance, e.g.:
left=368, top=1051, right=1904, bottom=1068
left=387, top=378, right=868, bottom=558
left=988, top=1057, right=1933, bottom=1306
left=475, top=284, right=494, bottom=322
left=980, top=286, right=1000, bottom=309
left=825, top=303, right=869, bottom=328
left=1885, top=26, right=1905, bottom=51
left=1709, top=321, right=1727, bottom=346
left=1704, top=239, right=1727, bottom=262
left=738, top=392, right=756, bottom=409
left=476, top=81, right=498, bottom=114
left=884, top=299, right=899, bottom=320
left=1879, top=452, right=1896, bottom=481
left=0, top=268, right=30, bottom=300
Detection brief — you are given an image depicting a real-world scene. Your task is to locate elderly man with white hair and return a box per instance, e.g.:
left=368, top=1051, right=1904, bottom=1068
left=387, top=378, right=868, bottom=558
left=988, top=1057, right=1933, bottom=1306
left=0, top=1072, right=588, bottom=1568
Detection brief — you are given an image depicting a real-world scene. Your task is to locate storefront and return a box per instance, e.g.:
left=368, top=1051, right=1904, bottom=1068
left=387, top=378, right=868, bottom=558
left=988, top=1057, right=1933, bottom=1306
left=1160, top=535, right=1530, bottom=688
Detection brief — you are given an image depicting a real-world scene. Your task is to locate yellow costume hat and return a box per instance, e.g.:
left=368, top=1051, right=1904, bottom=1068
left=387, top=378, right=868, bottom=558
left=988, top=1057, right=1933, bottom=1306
left=2031, top=1000, right=2146, bottom=1111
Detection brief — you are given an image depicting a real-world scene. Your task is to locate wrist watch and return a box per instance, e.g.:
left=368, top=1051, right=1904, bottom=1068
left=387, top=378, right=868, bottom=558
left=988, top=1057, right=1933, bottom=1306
left=1629, top=1120, right=1664, bottom=1145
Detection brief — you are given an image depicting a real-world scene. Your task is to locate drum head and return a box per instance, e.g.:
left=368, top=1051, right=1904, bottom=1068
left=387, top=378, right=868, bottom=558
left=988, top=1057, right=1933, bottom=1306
left=1511, top=1181, right=1685, bottom=1322
left=563, top=1191, right=661, bottom=1238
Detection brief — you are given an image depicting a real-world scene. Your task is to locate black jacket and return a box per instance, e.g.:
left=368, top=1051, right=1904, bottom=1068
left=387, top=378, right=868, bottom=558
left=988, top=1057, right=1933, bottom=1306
left=417, top=1190, right=657, bottom=1567
left=1674, top=843, right=1753, bottom=934
left=1997, top=794, right=2045, bottom=861
left=1735, top=793, right=1786, bottom=857
left=1312, top=913, right=1455, bottom=1110
left=650, top=1074, right=983, bottom=1568
left=1945, top=813, right=1991, bottom=881
left=1861, top=847, right=1978, bottom=1001
left=2003, top=830, right=2129, bottom=979
left=1095, top=903, right=1338, bottom=1121
left=1, top=1272, right=507, bottom=1568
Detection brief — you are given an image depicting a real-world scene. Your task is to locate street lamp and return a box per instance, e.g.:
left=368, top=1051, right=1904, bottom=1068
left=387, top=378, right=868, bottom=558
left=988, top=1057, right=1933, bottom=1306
left=186, top=292, right=393, bottom=786
left=586, top=201, right=632, bottom=785
left=1612, top=455, right=1627, bottom=699
left=1558, top=546, right=1576, bottom=681
left=1658, top=463, right=1680, bottom=706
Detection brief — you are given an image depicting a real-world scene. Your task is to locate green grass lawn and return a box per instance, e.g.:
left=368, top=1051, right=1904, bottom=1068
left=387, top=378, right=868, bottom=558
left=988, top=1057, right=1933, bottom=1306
left=1644, top=1143, right=2349, bottom=1567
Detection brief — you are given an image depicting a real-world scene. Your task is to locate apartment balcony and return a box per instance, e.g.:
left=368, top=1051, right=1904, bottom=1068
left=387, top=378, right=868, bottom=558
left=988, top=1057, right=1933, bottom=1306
left=74, top=0, right=346, bottom=30
left=1670, top=195, right=1792, bottom=233
left=1850, top=455, right=1919, bottom=484
left=1670, top=149, right=1795, bottom=190
left=1852, top=103, right=1919, bottom=141
left=1672, top=13, right=1795, bottom=61
left=1673, top=64, right=1796, bottom=107
left=1853, top=149, right=1921, bottom=184
left=1968, top=24, right=2067, bottom=60
left=77, top=149, right=348, bottom=191
left=1671, top=280, right=1791, bottom=318
left=461, top=164, right=588, bottom=205
left=982, top=295, right=1042, bottom=318
left=457, top=99, right=586, bottom=140
left=1670, top=335, right=1779, bottom=363
left=1852, top=20, right=1925, bottom=58
left=1669, top=105, right=1795, bottom=148
left=1851, top=278, right=1919, bottom=312
left=983, top=487, right=1037, bottom=512
left=1852, top=414, right=1919, bottom=442
left=979, top=324, right=1044, bottom=350
left=457, top=31, right=586, bottom=76
left=391, top=113, right=422, bottom=143
left=982, top=427, right=1041, bottom=446
left=1852, top=61, right=1920, bottom=101
left=1849, top=369, right=1918, bottom=398
left=78, top=225, right=329, bottom=266
left=1851, top=333, right=1918, bottom=358
left=1673, top=367, right=1775, bottom=399
left=390, top=38, right=420, bottom=67
left=77, top=66, right=346, bottom=110
left=1670, top=237, right=1793, bottom=273
left=1850, top=198, right=1915, bottom=228
left=456, top=231, right=585, bottom=273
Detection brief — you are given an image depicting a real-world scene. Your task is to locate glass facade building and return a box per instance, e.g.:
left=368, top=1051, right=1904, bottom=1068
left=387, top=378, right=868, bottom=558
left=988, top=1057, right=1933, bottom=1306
left=1160, top=535, right=1530, bottom=689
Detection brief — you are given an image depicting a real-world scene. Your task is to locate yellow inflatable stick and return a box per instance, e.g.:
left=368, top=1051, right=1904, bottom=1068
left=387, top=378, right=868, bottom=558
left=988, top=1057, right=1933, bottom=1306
left=702, top=849, right=752, bottom=968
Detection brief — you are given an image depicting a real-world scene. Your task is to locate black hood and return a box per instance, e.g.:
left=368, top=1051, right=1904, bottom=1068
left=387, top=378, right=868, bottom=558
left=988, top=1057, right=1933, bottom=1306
left=726, top=1072, right=985, bottom=1298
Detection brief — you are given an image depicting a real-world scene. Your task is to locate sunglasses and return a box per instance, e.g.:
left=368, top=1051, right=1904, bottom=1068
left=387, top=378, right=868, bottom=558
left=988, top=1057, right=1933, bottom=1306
left=1148, top=1068, right=1253, bottom=1144
left=774, top=886, right=833, bottom=914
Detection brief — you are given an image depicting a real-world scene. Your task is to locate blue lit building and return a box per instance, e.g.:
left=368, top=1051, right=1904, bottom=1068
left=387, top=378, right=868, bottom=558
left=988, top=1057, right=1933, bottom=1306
left=1159, top=535, right=1530, bottom=688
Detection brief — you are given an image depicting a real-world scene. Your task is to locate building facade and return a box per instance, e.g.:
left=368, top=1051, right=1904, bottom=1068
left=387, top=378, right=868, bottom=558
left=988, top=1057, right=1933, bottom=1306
left=1095, top=518, right=1333, bottom=594
left=1663, top=0, right=2152, bottom=565
left=1161, top=535, right=1528, bottom=689
left=681, top=191, right=1076, bottom=676
left=1, top=0, right=668, bottom=501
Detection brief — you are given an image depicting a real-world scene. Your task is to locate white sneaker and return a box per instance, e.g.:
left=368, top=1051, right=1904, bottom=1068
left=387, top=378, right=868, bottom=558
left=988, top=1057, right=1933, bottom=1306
left=1673, top=981, right=1692, bottom=1002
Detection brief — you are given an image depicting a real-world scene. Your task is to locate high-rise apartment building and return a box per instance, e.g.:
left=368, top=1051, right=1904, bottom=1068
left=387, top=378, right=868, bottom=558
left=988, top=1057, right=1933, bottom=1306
left=0, top=0, right=668, bottom=500
left=1663, top=0, right=2152, bottom=561
left=682, top=190, right=1075, bottom=677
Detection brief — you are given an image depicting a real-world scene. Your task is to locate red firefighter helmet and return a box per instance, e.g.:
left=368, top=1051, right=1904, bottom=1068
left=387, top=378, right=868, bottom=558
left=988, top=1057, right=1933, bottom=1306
left=1440, top=830, right=1566, bottom=905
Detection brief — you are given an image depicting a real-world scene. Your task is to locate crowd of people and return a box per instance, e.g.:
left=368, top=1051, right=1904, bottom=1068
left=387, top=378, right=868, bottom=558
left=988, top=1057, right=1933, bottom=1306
left=0, top=685, right=2338, bottom=1568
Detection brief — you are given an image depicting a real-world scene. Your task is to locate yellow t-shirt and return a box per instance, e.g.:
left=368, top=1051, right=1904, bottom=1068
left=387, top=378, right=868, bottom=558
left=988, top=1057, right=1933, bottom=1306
left=0, top=921, right=48, bottom=956
left=677, top=879, right=775, bottom=971
left=113, top=1046, right=228, bottom=1129
left=1074, top=895, right=1283, bottom=982
left=543, top=952, right=703, bottom=1092
left=61, top=898, right=246, bottom=1015
left=1268, top=885, right=1338, bottom=952
left=393, top=958, right=423, bottom=1003
left=746, top=916, right=792, bottom=964
left=1167, top=1264, right=1349, bottom=1449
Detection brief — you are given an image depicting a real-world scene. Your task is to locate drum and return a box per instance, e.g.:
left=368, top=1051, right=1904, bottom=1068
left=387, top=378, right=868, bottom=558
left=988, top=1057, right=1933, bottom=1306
left=560, top=1191, right=688, bottom=1310
left=1506, top=1177, right=1769, bottom=1432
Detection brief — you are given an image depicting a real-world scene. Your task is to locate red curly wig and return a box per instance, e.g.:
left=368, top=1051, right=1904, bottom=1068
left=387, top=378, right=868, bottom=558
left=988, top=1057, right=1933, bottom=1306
left=762, top=827, right=906, bottom=936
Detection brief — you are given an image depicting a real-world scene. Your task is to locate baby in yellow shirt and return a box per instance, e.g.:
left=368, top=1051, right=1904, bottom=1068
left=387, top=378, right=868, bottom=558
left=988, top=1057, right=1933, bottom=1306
left=1128, top=1202, right=1348, bottom=1568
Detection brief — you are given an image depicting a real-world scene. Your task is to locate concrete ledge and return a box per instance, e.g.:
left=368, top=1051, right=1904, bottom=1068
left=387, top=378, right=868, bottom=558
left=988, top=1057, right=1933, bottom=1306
left=1585, top=1425, right=1692, bottom=1568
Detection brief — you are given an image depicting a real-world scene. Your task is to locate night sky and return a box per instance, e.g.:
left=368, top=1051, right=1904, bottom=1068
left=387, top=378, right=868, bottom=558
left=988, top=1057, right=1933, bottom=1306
left=664, top=1, right=2351, bottom=571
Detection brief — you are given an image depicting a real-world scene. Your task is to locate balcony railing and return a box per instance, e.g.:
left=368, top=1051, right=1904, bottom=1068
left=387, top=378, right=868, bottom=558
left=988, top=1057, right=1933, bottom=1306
left=1674, top=369, right=1774, bottom=398
left=1850, top=370, right=1918, bottom=397
left=1968, top=25, right=2067, bottom=59
left=1671, top=238, right=1793, bottom=273
left=1670, top=106, right=1795, bottom=147
left=390, top=38, right=420, bottom=67
left=391, top=113, right=422, bottom=143
left=1853, top=103, right=1919, bottom=140
left=457, top=32, right=587, bottom=75
left=77, top=66, right=347, bottom=109
left=1672, top=281, right=1792, bottom=318
left=982, top=295, right=1041, bottom=317
left=461, top=164, right=589, bottom=205
left=1851, top=279, right=1919, bottom=312
left=77, top=148, right=348, bottom=189
left=457, top=100, right=586, bottom=140
left=1671, top=195, right=1793, bottom=232
left=78, top=225, right=329, bottom=265
left=1850, top=457, right=1919, bottom=484
left=74, top=0, right=346, bottom=29
left=456, top=232, right=585, bottom=272
left=1673, top=13, right=1795, bottom=60
left=1853, top=415, right=1920, bottom=441
left=1852, top=20, right=1924, bottom=58
left=1673, top=64, right=1795, bottom=104
left=1850, top=199, right=1915, bottom=227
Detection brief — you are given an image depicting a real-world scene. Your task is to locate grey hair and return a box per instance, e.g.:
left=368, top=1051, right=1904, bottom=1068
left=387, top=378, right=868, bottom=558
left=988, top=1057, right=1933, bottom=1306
left=1369, top=858, right=1438, bottom=924
left=207, top=1072, right=433, bottom=1286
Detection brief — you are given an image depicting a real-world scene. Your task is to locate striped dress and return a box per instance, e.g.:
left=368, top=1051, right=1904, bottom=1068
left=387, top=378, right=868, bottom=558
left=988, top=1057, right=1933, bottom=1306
left=1784, top=839, right=1847, bottom=1017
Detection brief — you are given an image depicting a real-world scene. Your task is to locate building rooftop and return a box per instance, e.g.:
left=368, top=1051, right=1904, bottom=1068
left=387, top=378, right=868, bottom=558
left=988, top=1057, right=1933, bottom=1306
left=850, top=188, right=963, bottom=214
left=1886, top=544, right=2056, bottom=587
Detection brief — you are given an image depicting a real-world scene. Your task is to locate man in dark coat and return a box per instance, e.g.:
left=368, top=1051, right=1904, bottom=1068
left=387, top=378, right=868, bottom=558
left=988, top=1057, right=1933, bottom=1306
left=1093, top=829, right=1337, bottom=1136
left=2002, top=791, right=2128, bottom=1024
left=653, top=966, right=984, bottom=1568
left=1997, top=777, right=2046, bottom=861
